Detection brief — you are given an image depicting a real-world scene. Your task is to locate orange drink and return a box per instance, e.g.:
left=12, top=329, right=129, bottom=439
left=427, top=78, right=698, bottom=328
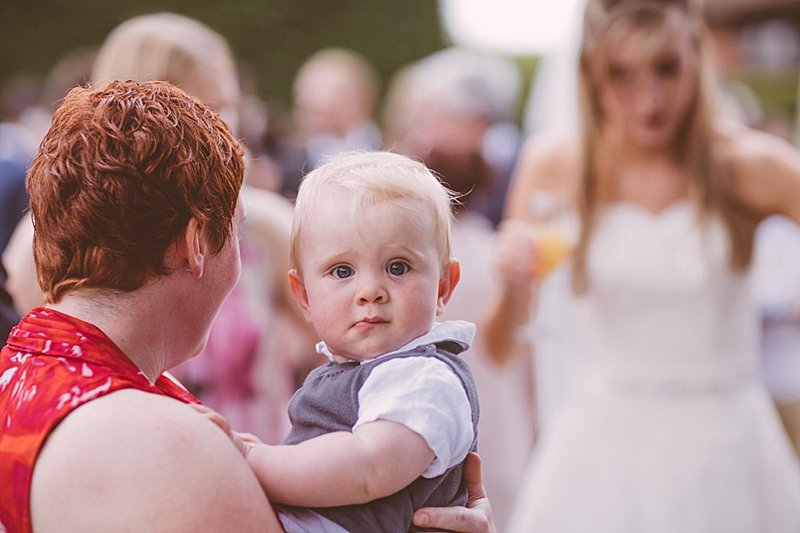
left=534, top=227, right=572, bottom=277
left=526, top=191, right=576, bottom=279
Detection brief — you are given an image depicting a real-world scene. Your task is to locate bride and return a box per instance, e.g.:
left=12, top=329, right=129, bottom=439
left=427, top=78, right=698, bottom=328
left=484, top=0, right=800, bottom=531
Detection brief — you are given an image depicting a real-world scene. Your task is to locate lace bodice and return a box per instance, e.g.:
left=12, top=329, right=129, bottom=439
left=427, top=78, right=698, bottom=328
left=572, top=201, right=759, bottom=389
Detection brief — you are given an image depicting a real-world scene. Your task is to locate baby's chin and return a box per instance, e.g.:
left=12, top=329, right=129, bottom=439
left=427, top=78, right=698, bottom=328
left=331, top=341, right=411, bottom=363
left=326, top=335, right=419, bottom=363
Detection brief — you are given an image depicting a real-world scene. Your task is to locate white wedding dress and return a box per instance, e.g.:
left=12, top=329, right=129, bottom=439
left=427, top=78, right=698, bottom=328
left=507, top=202, right=800, bottom=533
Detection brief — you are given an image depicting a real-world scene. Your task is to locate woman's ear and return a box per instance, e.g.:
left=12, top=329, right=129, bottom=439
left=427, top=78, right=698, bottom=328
left=436, top=259, right=461, bottom=316
left=180, top=218, right=205, bottom=278
left=288, top=269, right=313, bottom=322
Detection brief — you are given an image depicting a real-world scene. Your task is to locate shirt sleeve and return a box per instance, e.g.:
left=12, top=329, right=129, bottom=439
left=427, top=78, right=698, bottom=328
left=353, top=356, right=474, bottom=478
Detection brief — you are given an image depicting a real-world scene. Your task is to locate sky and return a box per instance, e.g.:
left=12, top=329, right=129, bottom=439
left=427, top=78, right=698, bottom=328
left=439, top=0, right=586, bottom=55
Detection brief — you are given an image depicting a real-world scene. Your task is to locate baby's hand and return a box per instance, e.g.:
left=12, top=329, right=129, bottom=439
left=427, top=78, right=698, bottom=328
left=189, top=403, right=259, bottom=456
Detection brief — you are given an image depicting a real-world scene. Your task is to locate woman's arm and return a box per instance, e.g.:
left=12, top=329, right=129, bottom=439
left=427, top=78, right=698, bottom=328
left=482, top=134, right=576, bottom=364
left=247, top=420, right=435, bottom=506
left=481, top=219, right=539, bottom=364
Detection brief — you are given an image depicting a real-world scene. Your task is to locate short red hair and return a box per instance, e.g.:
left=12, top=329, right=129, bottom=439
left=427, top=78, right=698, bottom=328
left=28, top=80, right=244, bottom=302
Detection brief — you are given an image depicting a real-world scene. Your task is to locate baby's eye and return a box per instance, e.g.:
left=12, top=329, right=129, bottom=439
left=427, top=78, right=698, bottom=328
left=331, top=265, right=354, bottom=279
left=387, top=261, right=410, bottom=276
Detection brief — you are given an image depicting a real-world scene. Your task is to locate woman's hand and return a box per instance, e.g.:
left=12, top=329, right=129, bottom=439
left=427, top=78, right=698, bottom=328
left=493, top=219, right=540, bottom=288
left=412, top=453, right=496, bottom=533
left=482, top=219, right=541, bottom=365
left=188, top=403, right=261, bottom=456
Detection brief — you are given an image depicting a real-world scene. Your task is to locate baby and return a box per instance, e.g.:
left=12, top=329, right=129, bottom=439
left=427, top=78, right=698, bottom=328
left=246, top=151, right=479, bottom=532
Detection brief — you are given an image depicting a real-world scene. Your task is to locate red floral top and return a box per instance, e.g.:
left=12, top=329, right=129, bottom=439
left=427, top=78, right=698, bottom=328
left=0, top=308, right=199, bottom=533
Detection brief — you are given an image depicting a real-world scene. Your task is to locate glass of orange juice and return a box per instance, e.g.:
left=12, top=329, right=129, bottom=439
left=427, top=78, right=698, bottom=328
left=527, top=191, right=577, bottom=279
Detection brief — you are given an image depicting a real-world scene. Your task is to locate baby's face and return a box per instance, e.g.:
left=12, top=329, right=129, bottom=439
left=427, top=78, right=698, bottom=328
left=296, top=191, right=444, bottom=362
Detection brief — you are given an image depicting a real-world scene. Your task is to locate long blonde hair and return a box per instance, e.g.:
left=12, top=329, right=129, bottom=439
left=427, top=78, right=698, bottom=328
left=91, top=13, right=238, bottom=107
left=572, top=0, right=755, bottom=292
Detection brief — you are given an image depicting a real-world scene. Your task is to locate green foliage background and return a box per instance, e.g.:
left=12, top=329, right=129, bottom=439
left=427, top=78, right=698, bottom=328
left=0, top=0, right=453, bottom=110
left=10, top=2, right=792, bottom=134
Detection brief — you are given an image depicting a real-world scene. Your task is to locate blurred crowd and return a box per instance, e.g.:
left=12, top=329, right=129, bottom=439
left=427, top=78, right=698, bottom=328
left=1, top=2, right=800, bottom=530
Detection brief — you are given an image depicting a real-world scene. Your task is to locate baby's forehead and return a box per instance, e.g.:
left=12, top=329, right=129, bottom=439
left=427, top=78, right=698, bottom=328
left=306, top=195, right=434, bottom=234
left=300, top=198, right=440, bottom=254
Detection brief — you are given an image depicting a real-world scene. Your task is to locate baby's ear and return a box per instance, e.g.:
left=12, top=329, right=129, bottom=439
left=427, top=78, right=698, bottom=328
left=288, top=269, right=313, bottom=322
left=436, top=259, right=461, bottom=316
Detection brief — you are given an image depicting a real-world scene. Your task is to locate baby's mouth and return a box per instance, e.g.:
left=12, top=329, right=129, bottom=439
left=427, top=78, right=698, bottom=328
left=353, top=316, right=387, bottom=328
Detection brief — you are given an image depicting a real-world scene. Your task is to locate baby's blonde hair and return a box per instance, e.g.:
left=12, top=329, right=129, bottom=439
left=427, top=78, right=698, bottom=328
left=291, top=151, right=456, bottom=274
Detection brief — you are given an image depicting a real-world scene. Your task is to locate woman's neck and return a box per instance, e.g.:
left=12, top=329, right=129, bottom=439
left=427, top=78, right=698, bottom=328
left=48, top=287, right=177, bottom=383
left=599, top=125, right=678, bottom=163
left=594, top=139, right=690, bottom=212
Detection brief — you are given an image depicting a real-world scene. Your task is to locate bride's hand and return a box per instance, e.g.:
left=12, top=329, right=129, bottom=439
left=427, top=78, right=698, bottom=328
left=494, top=219, right=539, bottom=287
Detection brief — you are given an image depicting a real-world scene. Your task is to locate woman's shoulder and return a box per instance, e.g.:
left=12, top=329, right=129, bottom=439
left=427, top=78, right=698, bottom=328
left=31, top=390, right=225, bottom=490
left=56, top=387, right=208, bottom=435
left=521, top=131, right=580, bottom=164
left=31, top=389, right=280, bottom=532
left=715, top=122, right=798, bottom=169
left=504, top=132, right=580, bottom=219
left=714, top=123, right=800, bottom=218
left=517, top=132, right=581, bottom=190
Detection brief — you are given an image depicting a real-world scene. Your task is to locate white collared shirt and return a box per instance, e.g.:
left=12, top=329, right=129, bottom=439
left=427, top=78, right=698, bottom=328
left=317, top=320, right=477, bottom=478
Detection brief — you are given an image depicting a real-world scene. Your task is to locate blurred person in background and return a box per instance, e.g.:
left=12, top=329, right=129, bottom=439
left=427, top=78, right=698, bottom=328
left=387, top=47, right=523, bottom=227
left=0, top=79, right=37, bottom=252
left=383, top=46, right=534, bottom=531
left=0, top=75, right=44, bottom=180
left=0, top=49, right=98, bottom=340
left=236, top=62, right=286, bottom=193
left=484, top=0, right=800, bottom=530
left=2, top=49, right=97, bottom=312
left=0, top=117, right=30, bottom=329
left=278, top=47, right=383, bottom=199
